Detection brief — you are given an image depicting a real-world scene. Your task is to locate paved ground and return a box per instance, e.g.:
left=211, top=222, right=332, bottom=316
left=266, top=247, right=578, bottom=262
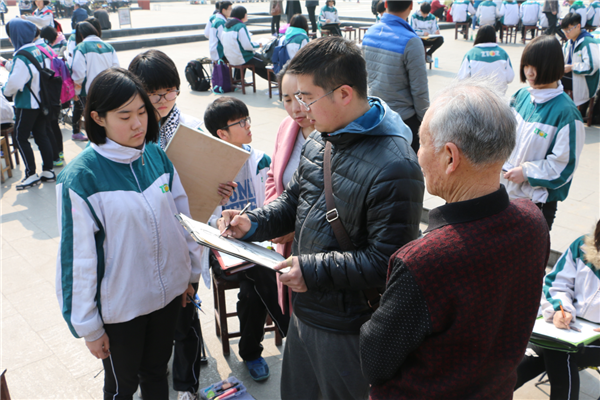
left=1, top=1, right=600, bottom=399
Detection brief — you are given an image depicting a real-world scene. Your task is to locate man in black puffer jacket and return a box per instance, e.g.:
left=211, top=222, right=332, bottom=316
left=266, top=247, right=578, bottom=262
left=218, top=36, right=424, bottom=400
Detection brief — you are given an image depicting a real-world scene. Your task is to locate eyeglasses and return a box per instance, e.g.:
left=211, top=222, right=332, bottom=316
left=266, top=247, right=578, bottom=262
left=221, top=116, right=251, bottom=130
left=562, top=25, right=579, bottom=34
left=149, top=90, right=180, bottom=104
left=294, top=84, right=345, bottom=111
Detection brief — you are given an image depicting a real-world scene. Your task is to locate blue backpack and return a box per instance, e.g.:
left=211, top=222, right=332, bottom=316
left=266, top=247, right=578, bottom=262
left=271, top=34, right=304, bottom=74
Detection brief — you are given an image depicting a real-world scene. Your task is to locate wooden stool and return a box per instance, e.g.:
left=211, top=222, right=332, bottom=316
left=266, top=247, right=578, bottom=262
left=342, top=26, right=357, bottom=41
left=266, top=66, right=281, bottom=101
left=0, top=125, right=18, bottom=168
left=211, top=261, right=282, bottom=357
left=229, top=63, right=256, bottom=95
left=1, top=369, right=12, bottom=400
left=358, top=26, right=369, bottom=43
left=0, top=138, right=12, bottom=184
left=455, top=21, right=469, bottom=39
left=500, top=24, right=517, bottom=43
left=522, top=25, right=539, bottom=43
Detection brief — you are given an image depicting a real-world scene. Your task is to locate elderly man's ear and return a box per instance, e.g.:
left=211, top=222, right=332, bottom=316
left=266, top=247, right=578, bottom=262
left=444, top=142, right=461, bottom=174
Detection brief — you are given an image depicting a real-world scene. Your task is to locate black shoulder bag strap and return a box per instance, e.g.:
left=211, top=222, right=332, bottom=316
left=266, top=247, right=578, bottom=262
left=15, top=50, right=45, bottom=113
left=323, top=141, right=381, bottom=311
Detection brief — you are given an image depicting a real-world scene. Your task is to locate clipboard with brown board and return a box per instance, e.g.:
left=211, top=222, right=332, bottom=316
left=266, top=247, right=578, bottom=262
left=165, top=124, right=250, bottom=223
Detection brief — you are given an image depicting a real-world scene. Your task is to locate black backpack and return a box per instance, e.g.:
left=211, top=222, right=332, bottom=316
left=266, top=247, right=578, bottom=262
left=16, top=49, right=62, bottom=120
left=185, top=59, right=211, bottom=92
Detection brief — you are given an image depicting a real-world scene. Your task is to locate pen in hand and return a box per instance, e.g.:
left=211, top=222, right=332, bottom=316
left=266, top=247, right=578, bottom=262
left=560, top=303, right=571, bottom=331
left=220, top=202, right=251, bottom=237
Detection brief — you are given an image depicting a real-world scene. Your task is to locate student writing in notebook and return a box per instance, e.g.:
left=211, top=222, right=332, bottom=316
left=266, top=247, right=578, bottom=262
left=205, top=97, right=289, bottom=383
left=515, top=219, right=600, bottom=400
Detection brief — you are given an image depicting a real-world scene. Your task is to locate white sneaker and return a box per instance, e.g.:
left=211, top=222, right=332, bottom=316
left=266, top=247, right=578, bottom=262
left=16, top=174, right=41, bottom=190
left=40, top=170, right=56, bottom=182
left=177, top=392, right=198, bottom=400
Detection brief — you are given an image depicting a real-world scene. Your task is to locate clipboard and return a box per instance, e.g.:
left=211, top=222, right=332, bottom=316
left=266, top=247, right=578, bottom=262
left=530, top=316, right=600, bottom=353
left=176, top=213, right=290, bottom=273
left=166, top=124, right=250, bottom=223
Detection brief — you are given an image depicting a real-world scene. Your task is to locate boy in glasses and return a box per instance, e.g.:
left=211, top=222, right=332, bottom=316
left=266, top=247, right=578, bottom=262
left=204, top=96, right=289, bottom=383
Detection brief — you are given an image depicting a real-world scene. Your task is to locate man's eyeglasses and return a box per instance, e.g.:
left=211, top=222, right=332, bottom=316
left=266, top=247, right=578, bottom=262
left=562, top=25, right=578, bottom=34
left=295, top=84, right=346, bottom=111
left=149, top=90, right=180, bottom=104
left=221, top=116, right=251, bottom=130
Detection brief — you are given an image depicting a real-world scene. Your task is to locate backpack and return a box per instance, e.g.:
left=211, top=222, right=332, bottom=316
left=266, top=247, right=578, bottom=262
left=16, top=49, right=62, bottom=120
left=36, top=45, right=75, bottom=104
left=256, top=36, right=279, bottom=65
left=212, top=59, right=232, bottom=93
left=271, top=34, right=303, bottom=74
left=185, top=59, right=211, bottom=92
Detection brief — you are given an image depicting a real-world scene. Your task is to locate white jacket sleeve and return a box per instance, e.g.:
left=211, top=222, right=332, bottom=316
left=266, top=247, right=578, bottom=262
left=457, top=55, right=471, bottom=80
left=111, top=50, right=120, bottom=68
left=469, top=3, right=477, bottom=14
left=25, top=13, right=53, bottom=27
left=55, top=183, right=105, bottom=342
left=572, top=43, right=599, bottom=76
left=541, top=246, right=578, bottom=321
left=238, top=27, right=258, bottom=52
left=505, top=57, right=515, bottom=84
left=71, top=49, right=86, bottom=93
left=2, top=58, right=31, bottom=98
left=171, top=168, right=204, bottom=285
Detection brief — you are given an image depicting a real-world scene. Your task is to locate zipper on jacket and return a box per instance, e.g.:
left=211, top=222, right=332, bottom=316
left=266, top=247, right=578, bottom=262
left=526, top=100, right=538, bottom=122
left=129, top=161, right=167, bottom=305
left=141, top=152, right=145, bottom=166
left=580, top=286, right=600, bottom=317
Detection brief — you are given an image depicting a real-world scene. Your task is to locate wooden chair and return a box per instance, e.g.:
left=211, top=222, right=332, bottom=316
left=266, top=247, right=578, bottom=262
left=0, top=138, right=11, bottom=184
left=266, top=66, right=281, bottom=101
left=500, top=24, right=517, bottom=44
left=521, top=25, right=540, bottom=43
left=229, top=63, right=256, bottom=95
left=0, top=125, right=18, bottom=169
left=358, top=26, right=369, bottom=43
left=211, top=251, right=282, bottom=356
left=1, top=370, right=11, bottom=400
left=342, top=26, right=357, bottom=41
left=455, top=21, right=470, bottom=40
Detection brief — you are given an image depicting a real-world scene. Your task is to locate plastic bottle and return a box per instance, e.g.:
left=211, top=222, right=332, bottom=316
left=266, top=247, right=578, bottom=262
left=434, top=57, right=439, bottom=68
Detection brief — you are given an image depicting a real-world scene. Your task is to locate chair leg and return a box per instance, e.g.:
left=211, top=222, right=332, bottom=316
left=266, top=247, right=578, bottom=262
left=218, top=285, right=231, bottom=356
left=213, top=279, right=221, bottom=337
left=252, top=68, right=256, bottom=93
left=587, top=96, right=595, bottom=127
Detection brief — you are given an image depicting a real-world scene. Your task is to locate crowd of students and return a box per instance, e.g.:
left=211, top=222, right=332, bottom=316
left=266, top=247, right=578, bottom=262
left=1, top=1, right=599, bottom=399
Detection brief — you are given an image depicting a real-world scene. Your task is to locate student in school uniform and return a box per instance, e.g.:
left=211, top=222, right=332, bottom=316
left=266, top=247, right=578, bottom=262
left=2, top=19, right=55, bottom=190
left=476, top=0, right=500, bottom=27
left=515, top=219, right=600, bottom=400
left=568, top=0, right=588, bottom=26
left=279, top=14, right=309, bottom=60
left=23, top=0, right=54, bottom=28
left=497, top=0, right=519, bottom=41
left=586, top=0, right=600, bottom=29
left=410, top=2, right=444, bottom=63
left=208, top=1, right=232, bottom=62
left=318, top=0, right=342, bottom=35
left=520, top=0, right=542, bottom=41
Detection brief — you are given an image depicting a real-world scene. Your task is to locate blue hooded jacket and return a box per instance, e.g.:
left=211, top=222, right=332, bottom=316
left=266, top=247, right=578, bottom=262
left=8, top=19, right=37, bottom=52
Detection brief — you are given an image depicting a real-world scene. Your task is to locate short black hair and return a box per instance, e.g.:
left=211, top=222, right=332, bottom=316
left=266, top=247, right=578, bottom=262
left=230, top=6, right=247, bottom=20
left=290, top=14, right=309, bottom=33
left=520, top=35, right=564, bottom=85
left=420, top=2, right=431, bottom=14
left=85, top=68, right=159, bottom=145
left=474, top=24, right=496, bottom=45
left=219, top=1, right=232, bottom=12
left=75, top=22, right=99, bottom=44
left=561, top=12, right=581, bottom=29
left=85, top=17, right=103, bottom=38
left=128, top=50, right=181, bottom=93
left=287, top=36, right=368, bottom=99
left=387, top=0, right=411, bottom=13
left=214, top=1, right=220, bottom=9
left=40, top=26, right=58, bottom=44
left=204, top=97, right=249, bottom=138
left=376, top=0, right=386, bottom=14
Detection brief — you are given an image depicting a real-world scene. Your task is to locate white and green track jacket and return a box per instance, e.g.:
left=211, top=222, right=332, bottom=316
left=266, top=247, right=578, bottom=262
left=587, top=1, right=600, bottom=27
left=502, top=85, right=585, bottom=204
left=71, top=35, right=120, bottom=97
left=562, top=33, right=600, bottom=106
left=2, top=44, right=45, bottom=109
left=56, top=139, right=203, bottom=342
left=410, top=11, right=440, bottom=36
left=457, top=43, right=514, bottom=95
left=222, top=19, right=258, bottom=65
left=541, top=234, right=600, bottom=324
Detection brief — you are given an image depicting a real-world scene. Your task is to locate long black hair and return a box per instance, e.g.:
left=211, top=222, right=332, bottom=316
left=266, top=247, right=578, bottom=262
left=85, top=68, right=159, bottom=145
left=75, top=21, right=99, bottom=44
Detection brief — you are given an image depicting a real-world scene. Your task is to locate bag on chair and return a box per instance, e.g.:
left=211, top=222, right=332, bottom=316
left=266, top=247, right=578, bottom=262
left=212, top=59, right=232, bottom=94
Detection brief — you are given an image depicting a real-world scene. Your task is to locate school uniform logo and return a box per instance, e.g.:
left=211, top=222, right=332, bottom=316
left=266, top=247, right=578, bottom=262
left=160, top=184, right=170, bottom=193
left=534, top=128, right=548, bottom=138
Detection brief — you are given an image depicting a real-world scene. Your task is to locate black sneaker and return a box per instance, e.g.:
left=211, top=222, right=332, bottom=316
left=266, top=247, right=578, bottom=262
left=40, top=170, right=56, bottom=182
left=16, top=174, right=41, bottom=190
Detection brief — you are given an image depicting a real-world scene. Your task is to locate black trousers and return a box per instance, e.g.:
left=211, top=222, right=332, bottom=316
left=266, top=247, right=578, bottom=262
left=306, top=5, right=317, bottom=32
left=515, top=341, right=600, bottom=400
left=535, top=201, right=558, bottom=231
left=544, top=12, right=566, bottom=39
left=46, top=117, right=63, bottom=161
left=403, top=113, right=421, bottom=154
left=72, top=96, right=86, bottom=134
left=432, top=7, right=445, bottom=20
left=172, top=283, right=202, bottom=394
left=212, top=260, right=289, bottom=361
left=422, top=36, right=444, bottom=56
left=271, top=15, right=281, bottom=35
left=237, top=56, right=270, bottom=81
left=15, top=108, right=54, bottom=177
left=321, top=23, right=342, bottom=36
left=102, top=296, right=181, bottom=400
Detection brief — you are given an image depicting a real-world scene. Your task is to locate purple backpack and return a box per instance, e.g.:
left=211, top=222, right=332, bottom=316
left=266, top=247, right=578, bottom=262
left=36, top=45, right=75, bottom=104
left=212, top=59, right=232, bottom=94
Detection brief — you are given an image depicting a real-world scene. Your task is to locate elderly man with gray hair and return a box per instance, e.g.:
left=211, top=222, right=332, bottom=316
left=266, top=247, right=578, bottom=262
left=359, top=79, right=551, bottom=400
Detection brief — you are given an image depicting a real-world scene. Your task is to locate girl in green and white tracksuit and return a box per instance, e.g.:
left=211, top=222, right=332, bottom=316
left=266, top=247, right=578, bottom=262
left=562, top=30, right=600, bottom=106
left=319, top=0, right=341, bottom=36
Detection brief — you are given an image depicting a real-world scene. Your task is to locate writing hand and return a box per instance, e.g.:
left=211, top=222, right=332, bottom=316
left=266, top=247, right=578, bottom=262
left=274, top=256, right=307, bottom=292
left=218, top=181, right=237, bottom=206
left=272, top=232, right=295, bottom=245
left=423, top=31, right=429, bottom=37
left=217, top=210, right=251, bottom=238
left=553, top=310, right=573, bottom=330
left=86, top=333, right=110, bottom=359
left=503, top=167, right=526, bottom=184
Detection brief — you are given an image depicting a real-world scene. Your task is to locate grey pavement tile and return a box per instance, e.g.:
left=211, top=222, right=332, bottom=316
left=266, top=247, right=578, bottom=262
left=31, top=215, right=60, bottom=239
left=9, top=235, right=59, bottom=269
left=1, top=313, right=53, bottom=371
left=3, top=355, right=94, bottom=400
left=76, top=368, right=109, bottom=400
left=1, top=294, right=18, bottom=319
left=1, top=255, right=45, bottom=295
left=1, top=239, right=18, bottom=260
left=5, top=281, right=64, bottom=333
left=580, top=369, right=600, bottom=398
left=0, top=213, right=48, bottom=243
